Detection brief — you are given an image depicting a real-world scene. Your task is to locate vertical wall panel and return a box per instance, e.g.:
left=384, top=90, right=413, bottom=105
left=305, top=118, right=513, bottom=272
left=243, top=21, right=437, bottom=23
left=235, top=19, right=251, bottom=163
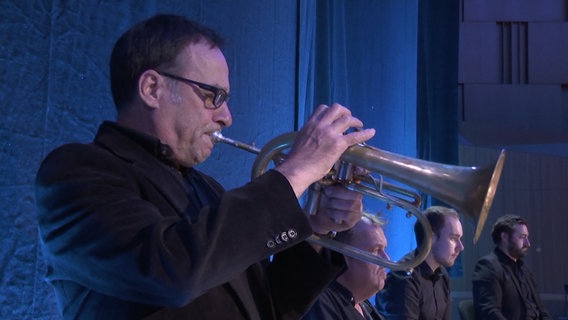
left=459, top=0, right=568, bottom=150
left=457, top=1, right=568, bottom=318
left=459, top=22, right=501, bottom=83
left=463, top=0, right=568, bottom=21
left=529, top=23, right=568, bottom=84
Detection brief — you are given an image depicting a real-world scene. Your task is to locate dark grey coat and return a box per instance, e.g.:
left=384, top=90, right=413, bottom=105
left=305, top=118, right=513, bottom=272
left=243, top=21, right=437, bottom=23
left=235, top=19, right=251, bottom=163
left=472, top=248, right=551, bottom=320
left=36, top=122, right=344, bottom=320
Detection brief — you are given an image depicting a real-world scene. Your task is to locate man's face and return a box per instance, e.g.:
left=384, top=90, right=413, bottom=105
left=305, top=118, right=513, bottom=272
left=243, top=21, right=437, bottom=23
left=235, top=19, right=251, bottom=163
left=341, top=218, right=389, bottom=302
left=158, top=41, right=232, bottom=167
left=431, top=215, right=464, bottom=267
left=504, top=224, right=530, bottom=260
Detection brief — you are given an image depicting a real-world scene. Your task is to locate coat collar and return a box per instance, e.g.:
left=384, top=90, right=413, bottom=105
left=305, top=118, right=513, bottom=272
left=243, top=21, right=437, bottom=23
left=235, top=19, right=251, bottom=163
left=93, top=121, right=195, bottom=214
left=494, top=247, right=525, bottom=268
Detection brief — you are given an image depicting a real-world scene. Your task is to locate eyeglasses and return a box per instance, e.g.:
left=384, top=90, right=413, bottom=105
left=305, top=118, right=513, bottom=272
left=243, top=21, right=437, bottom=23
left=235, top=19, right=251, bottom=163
left=157, top=71, right=229, bottom=109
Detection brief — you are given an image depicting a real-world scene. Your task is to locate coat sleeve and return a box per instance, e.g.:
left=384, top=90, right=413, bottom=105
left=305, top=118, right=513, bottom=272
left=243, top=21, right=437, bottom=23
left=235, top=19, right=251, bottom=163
left=36, top=143, right=313, bottom=307
left=472, top=257, right=508, bottom=320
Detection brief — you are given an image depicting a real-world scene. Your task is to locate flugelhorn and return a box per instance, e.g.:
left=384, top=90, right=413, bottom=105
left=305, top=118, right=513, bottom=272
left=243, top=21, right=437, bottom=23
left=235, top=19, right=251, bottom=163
left=213, top=131, right=505, bottom=272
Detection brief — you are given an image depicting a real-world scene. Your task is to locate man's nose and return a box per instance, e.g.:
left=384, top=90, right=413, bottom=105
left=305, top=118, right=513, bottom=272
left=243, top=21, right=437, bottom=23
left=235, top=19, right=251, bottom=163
left=214, top=102, right=232, bottom=127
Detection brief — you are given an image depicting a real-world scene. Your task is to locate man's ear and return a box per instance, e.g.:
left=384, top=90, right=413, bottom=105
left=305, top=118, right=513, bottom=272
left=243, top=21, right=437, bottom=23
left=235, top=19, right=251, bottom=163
left=138, top=70, right=162, bottom=109
left=500, top=231, right=508, bottom=243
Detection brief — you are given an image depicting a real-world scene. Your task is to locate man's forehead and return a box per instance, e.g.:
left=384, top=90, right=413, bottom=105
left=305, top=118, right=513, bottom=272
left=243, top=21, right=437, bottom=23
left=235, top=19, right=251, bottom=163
left=177, top=42, right=227, bottom=74
left=373, top=227, right=387, bottom=245
left=512, top=224, right=529, bottom=235
left=356, top=224, right=386, bottom=245
left=442, top=215, right=462, bottom=230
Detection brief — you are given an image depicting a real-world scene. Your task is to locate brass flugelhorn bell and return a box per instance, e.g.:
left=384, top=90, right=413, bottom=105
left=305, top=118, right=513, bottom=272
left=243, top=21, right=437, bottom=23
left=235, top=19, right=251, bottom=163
left=213, top=131, right=505, bottom=272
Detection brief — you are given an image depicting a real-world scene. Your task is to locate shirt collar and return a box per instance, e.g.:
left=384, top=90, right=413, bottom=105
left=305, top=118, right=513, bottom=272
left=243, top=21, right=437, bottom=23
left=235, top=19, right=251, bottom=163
left=495, top=247, right=524, bottom=267
left=417, top=259, right=444, bottom=281
left=329, top=281, right=356, bottom=306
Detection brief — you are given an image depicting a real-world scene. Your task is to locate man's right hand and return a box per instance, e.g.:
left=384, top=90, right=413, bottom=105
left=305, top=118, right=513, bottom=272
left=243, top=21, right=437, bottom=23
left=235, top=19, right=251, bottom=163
left=275, top=103, right=375, bottom=198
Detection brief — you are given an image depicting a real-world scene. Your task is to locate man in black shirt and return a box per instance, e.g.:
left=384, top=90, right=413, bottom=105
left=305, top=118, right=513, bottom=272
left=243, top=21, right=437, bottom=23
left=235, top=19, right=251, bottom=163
left=375, top=206, right=464, bottom=320
left=472, top=215, right=551, bottom=319
left=303, top=214, right=388, bottom=320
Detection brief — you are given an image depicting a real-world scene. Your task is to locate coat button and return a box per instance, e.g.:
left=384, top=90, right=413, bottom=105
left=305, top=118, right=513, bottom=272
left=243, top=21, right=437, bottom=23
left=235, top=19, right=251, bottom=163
left=266, top=240, right=275, bottom=248
left=287, top=228, right=297, bottom=239
left=274, top=234, right=282, bottom=244
left=281, top=232, right=289, bottom=242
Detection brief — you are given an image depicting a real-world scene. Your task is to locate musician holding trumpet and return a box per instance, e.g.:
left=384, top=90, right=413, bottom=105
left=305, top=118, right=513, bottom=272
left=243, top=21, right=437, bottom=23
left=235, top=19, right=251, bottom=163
left=35, top=14, right=375, bottom=320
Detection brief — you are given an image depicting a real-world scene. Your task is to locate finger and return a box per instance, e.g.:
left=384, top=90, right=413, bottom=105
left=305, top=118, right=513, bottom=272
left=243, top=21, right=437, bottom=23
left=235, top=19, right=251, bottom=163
left=343, top=210, right=363, bottom=228
left=319, top=198, right=363, bottom=214
left=330, top=216, right=344, bottom=225
left=323, top=112, right=375, bottom=145
left=311, top=103, right=353, bottom=125
left=330, top=114, right=364, bottom=132
left=342, top=128, right=376, bottom=146
left=306, top=104, right=331, bottom=123
left=330, top=210, right=363, bottom=229
left=322, top=185, right=361, bottom=198
left=353, top=166, right=369, bottom=175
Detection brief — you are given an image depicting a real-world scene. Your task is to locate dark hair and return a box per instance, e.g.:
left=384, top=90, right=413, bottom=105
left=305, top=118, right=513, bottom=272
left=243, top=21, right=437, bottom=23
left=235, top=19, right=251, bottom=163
left=335, top=213, right=385, bottom=244
left=490, top=214, right=527, bottom=244
left=415, top=206, right=459, bottom=246
left=110, top=14, right=224, bottom=111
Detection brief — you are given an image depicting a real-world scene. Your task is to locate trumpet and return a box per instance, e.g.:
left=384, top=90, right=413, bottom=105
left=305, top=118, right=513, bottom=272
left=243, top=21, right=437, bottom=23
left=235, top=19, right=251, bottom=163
left=213, top=131, right=505, bottom=272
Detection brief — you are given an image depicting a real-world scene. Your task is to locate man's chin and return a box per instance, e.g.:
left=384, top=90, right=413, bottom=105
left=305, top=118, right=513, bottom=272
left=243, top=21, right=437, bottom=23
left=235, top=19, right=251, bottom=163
left=179, top=153, right=210, bottom=167
left=194, top=148, right=213, bottom=165
left=444, top=259, right=456, bottom=267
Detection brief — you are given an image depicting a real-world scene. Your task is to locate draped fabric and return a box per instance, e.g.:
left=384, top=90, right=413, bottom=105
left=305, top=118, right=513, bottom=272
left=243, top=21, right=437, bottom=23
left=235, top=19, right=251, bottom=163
left=415, top=0, right=461, bottom=276
left=303, top=0, right=420, bottom=264
left=297, top=0, right=318, bottom=128
left=0, top=1, right=432, bottom=318
left=417, top=0, right=460, bottom=206
left=311, top=1, right=350, bottom=109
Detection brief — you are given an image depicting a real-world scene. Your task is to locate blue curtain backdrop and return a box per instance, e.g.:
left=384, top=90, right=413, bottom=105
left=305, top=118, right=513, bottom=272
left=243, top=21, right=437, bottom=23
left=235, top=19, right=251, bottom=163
left=416, top=0, right=460, bottom=276
left=0, top=1, right=459, bottom=318
left=302, top=0, right=420, bottom=264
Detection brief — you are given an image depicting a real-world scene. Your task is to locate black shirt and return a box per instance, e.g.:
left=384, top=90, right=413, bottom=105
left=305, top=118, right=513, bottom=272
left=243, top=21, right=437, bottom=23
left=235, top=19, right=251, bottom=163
left=512, top=258, right=541, bottom=319
left=302, top=281, right=384, bottom=320
left=375, top=251, right=450, bottom=320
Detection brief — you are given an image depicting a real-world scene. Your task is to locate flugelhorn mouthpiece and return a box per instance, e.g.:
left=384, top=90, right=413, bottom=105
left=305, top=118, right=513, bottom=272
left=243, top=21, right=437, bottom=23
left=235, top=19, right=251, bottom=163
left=212, top=131, right=225, bottom=143
left=212, top=131, right=261, bottom=154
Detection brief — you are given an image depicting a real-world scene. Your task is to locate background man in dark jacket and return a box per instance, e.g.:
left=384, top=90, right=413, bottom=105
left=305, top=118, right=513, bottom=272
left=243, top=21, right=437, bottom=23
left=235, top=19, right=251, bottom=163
left=472, top=214, right=551, bottom=320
